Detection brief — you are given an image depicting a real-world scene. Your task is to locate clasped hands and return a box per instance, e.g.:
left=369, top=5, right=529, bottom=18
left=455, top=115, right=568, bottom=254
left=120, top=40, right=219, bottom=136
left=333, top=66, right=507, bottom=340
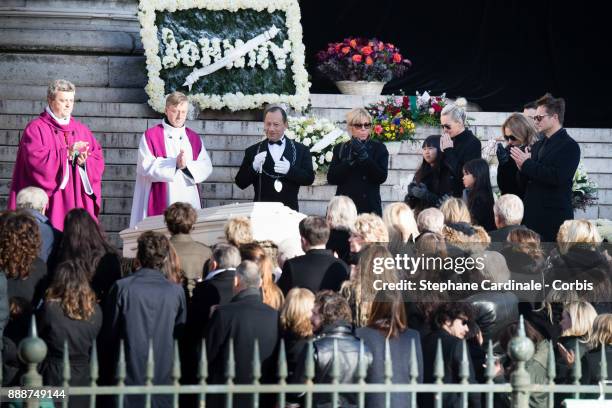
left=252, top=152, right=290, bottom=175
left=68, top=141, right=90, bottom=166
left=176, top=149, right=187, bottom=170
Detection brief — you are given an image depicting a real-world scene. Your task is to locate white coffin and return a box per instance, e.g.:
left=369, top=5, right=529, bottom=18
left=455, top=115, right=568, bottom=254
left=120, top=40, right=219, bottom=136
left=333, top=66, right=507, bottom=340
left=119, top=202, right=306, bottom=257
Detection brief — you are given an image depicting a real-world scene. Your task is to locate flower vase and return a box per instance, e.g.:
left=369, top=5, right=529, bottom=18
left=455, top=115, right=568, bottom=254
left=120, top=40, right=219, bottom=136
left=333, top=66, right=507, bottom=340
left=384, top=141, right=402, bottom=155
left=312, top=172, right=328, bottom=186
left=335, top=81, right=386, bottom=96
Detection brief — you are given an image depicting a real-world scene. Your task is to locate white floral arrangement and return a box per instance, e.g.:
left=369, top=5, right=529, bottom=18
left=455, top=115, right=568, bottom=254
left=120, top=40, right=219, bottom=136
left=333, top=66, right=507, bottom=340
left=285, top=116, right=350, bottom=175
left=138, top=0, right=310, bottom=112
left=572, top=162, right=598, bottom=211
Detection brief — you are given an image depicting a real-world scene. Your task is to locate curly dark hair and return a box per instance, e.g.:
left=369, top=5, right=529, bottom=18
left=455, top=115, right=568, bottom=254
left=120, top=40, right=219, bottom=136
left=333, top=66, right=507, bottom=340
left=431, top=302, right=474, bottom=331
left=0, top=210, right=41, bottom=279
left=315, top=290, right=352, bottom=327
left=57, top=208, right=117, bottom=278
left=46, top=260, right=97, bottom=321
left=164, top=202, right=197, bottom=235
left=137, top=231, right=170, bottom=270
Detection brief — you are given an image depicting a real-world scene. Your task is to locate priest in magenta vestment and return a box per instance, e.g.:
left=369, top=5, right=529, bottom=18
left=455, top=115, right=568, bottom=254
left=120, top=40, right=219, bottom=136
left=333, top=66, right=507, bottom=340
left=129, top=92, right=213, bottom=227
left=7, top=80, right=104, bottom=231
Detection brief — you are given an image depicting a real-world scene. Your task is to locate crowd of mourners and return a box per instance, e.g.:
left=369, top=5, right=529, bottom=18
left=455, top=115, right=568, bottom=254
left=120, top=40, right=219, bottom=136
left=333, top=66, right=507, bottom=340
left=0, top=92, right=611, bottom=408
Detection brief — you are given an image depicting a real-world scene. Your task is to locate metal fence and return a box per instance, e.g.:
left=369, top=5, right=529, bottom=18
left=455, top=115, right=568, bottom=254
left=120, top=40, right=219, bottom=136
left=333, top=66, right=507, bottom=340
left=0, top=316, right=610, bottom=408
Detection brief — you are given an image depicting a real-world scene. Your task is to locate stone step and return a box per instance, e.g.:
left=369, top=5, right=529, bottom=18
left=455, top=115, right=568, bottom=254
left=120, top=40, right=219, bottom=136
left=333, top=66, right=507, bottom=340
left=0, top=84, right=148, bottom=103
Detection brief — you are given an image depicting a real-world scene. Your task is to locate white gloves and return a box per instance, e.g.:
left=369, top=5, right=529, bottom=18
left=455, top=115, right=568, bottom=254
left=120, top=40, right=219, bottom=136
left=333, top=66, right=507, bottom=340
left=274, top=157, right=290, bottom=175
left=252, top=151, right=267, bottom=173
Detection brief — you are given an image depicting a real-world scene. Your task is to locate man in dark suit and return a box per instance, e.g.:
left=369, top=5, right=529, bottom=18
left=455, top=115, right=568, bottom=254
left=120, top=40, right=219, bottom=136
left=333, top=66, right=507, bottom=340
left=206, top=260, right=280, bottom=408
left=278, top=216, right=349, bottom=295
left=488, top=194, right=524, bottom=243
left=235, top=105, right=314, bottom=211
left=511, top=93, right=580, bottom=242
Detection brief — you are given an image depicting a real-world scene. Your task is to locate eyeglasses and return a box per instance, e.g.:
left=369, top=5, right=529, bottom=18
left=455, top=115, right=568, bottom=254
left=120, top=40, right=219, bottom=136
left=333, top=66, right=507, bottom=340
left=351, top=123, right=372, bottom=129
left=441, top=124, right=452, bottom=130
left=533, top=114, right=550, bottom=122
left=504, top=135, right=518, bottom=142
left=461, top=319, right=469, bottom=326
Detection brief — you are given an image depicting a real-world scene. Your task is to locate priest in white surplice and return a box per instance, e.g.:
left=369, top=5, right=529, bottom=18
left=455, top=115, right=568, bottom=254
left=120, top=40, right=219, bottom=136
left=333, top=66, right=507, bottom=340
left=129, top=92, right=213, bottom=227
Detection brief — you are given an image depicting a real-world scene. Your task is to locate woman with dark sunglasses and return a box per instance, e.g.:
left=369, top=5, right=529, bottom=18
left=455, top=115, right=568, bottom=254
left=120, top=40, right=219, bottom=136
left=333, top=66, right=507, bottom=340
left=496, top=113, right=538, bottom=198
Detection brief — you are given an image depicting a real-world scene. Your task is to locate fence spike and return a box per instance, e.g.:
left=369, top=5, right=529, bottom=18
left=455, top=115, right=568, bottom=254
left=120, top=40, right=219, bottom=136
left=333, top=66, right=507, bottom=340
left=410, top=338, right=419, bottom=383
left=434, top=338, right=444, bottom=384
left=573, top=341, right=582, bottom=387
left=19, top=315, right=47, bottom=389
left=384, top=337, right=393, bottom=383
left=226, top=338, right=235, bottom=383
left=331, top=338, right=340, bottom=383
left=199, top=339, right=208, bottom=383
left=305, top=340, right=314, bottom=383
left=547, top=340, right=556, bottom=384
left=252, top=338, right=261, bottom=384
left=357, top=339, right=367, bottom=383
left=459, top=339, right=469, bottom=384
left=30, top=314, right=38, bottom=338
left=601, top=341, right=608, bottom=382
left=118, top=339, right=126, bottom=386
left=172, top=340, right=181, bottom=386
left=63, top=340, right=71, bottom=388
left=485, top=340, right=495, bottom=383
left=278, top=338, right=288, bottom=383
left=146, top=339, right=155, bottom=386
left=90, top=340, right=99, bottom=387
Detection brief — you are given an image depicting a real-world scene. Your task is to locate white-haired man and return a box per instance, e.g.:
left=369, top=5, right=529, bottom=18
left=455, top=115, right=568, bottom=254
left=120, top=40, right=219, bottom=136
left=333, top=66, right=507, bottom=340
left=130, top=92, right=213, bottom=227
left=489, top=194, right=524, bottom=242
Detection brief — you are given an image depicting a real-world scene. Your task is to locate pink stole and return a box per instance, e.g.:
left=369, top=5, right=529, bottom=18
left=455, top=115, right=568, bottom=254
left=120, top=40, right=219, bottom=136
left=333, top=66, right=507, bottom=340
left=144, top=124, right=202, bottom=217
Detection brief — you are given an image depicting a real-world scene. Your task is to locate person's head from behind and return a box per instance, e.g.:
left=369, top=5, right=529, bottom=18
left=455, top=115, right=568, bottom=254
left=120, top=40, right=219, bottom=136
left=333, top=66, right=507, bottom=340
left=420, top=135, right=442, bottom=165
left=507, top=227, right=544, bottom=260
left=560, top=301, right=598, bottom=338
left=346, top=107, right=373, bottom=141
left=233, top=260, right=262, bottom=294
left=367, top=290, right=407, bottom=338
left=0, top=210, right=41, bottom=279
left=47, top=79, right=75, bottom=119
left=502, top=112, right=538, bottom=147
left=299, top=216, right=330, bottom=251
left=61, top=208, right=110, bottom=260
left=16, top=186, right=49, bottom=215
left=209, top=243, right=241, bottom=272
left=522, top=100, right=538, bottom=122
left=312, top=290, right=352, bottom=333
left=440, top=101, right=467, bottom=138
left=164, top=202, right=197, bottom=235
left=46, top=259, right=96, bottom=320
left=417, top=208, right=445, bottom=234
left=556, top=219, right=602, bottom=254
left=432, top=303, right=473, bottom=339
left=224, top=216, right=253, bottom=248
left=415, top=232, right=448, bottom=261
left=440, top=197, right=471, bottom=224
left=534, top=93, right=565, bottom=136
left=276, top=237, right=304, bottom=269
left=383, top=202, right=419, bottom=243
left=494, top=194, right=524, bottom=229
left=350, top=213, right=389, bottom=253
left=165, top=91, right=189, bottom=128
left=462, top=158, right=491, bottom=193
left=162, top=243, right=183, bottom=284
left=281, top=288, right=315, bottom=339
left=326, top=195, right=357, bottom=231
left=587, top=314, right=612, bottom=349
left=137, top=231, right=170, bottom=271
left=263, top=104, right=288, bottom=142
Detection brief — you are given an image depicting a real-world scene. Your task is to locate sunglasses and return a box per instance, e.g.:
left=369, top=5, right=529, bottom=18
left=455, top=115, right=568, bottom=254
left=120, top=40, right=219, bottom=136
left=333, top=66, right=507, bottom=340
left=461, top=319, right=469, bottom=326
left=441, top=124, right=452, bottom=130
left=352, top=123, right=372, bottom=129
left=533, top=114, right=550, bottom=122
left=504, top=135, right=518, bottom=142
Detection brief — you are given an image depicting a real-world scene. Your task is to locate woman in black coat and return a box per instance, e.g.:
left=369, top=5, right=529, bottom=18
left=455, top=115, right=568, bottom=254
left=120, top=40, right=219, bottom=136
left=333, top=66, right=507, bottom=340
left=54, top=208, right=122, bottom=304
left=325, top=195, right=357, bottom=265
left=327, top=108, right=389, bottom=215
left=38, top=260, right=102, bottom=407
left=496, top=113, right=538, bottom=198
left=462, top=158, right=496, bottom=231
left=405, top=135, right=453, bottom=214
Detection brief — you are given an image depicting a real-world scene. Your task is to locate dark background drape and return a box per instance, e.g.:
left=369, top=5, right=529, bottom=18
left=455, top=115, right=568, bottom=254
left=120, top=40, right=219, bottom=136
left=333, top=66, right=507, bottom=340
left=299, top=0, right=611, bottom=128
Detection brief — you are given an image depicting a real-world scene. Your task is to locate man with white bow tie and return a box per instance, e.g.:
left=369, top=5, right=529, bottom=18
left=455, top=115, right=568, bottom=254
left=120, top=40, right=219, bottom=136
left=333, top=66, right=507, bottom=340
left=129, top=91, right=213, bottom=227
left=235, top=104, right=314, bottom=211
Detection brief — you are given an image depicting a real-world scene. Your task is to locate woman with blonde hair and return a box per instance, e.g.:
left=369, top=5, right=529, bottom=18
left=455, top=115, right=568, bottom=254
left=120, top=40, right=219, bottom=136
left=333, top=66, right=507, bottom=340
left=348, top=213, right=389, bottom=264
left=383, top=202, right=419, bottom=243
left=496, top=113, right=538, bottom=198
left=280, top=288, right=315, bottom=380
left=239, top=243, right=284, bottom=310
left=327, top=107, right=389, bottom=215
left=556, top=301, right=598, bottom=383
left=556, top=219, right=602, bottom=254
left=440, top=197, right=471, bottom=224
left=326, top=195, right=358, bottom=264
left=224, top=216, right=253, bottom=248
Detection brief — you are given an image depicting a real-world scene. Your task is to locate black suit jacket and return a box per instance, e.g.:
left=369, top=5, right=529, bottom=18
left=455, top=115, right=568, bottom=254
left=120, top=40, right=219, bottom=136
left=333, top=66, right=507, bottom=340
left=278, top=249, right=349, bottom=295
left=520, top=128, right=580, bottom=242
left=488, top=224, right=523, bottom=243
left=442, top=129, right=482, bottom=197
left=327, top=139, right=389, bottom=215
left=188, top=269, right=236, bottom=339
left=235, top=138, right=314, bottom=211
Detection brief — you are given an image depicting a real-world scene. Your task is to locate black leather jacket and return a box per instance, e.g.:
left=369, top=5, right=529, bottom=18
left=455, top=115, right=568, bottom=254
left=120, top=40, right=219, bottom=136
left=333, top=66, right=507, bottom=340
left=465, top=291, right=519, bottom=344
